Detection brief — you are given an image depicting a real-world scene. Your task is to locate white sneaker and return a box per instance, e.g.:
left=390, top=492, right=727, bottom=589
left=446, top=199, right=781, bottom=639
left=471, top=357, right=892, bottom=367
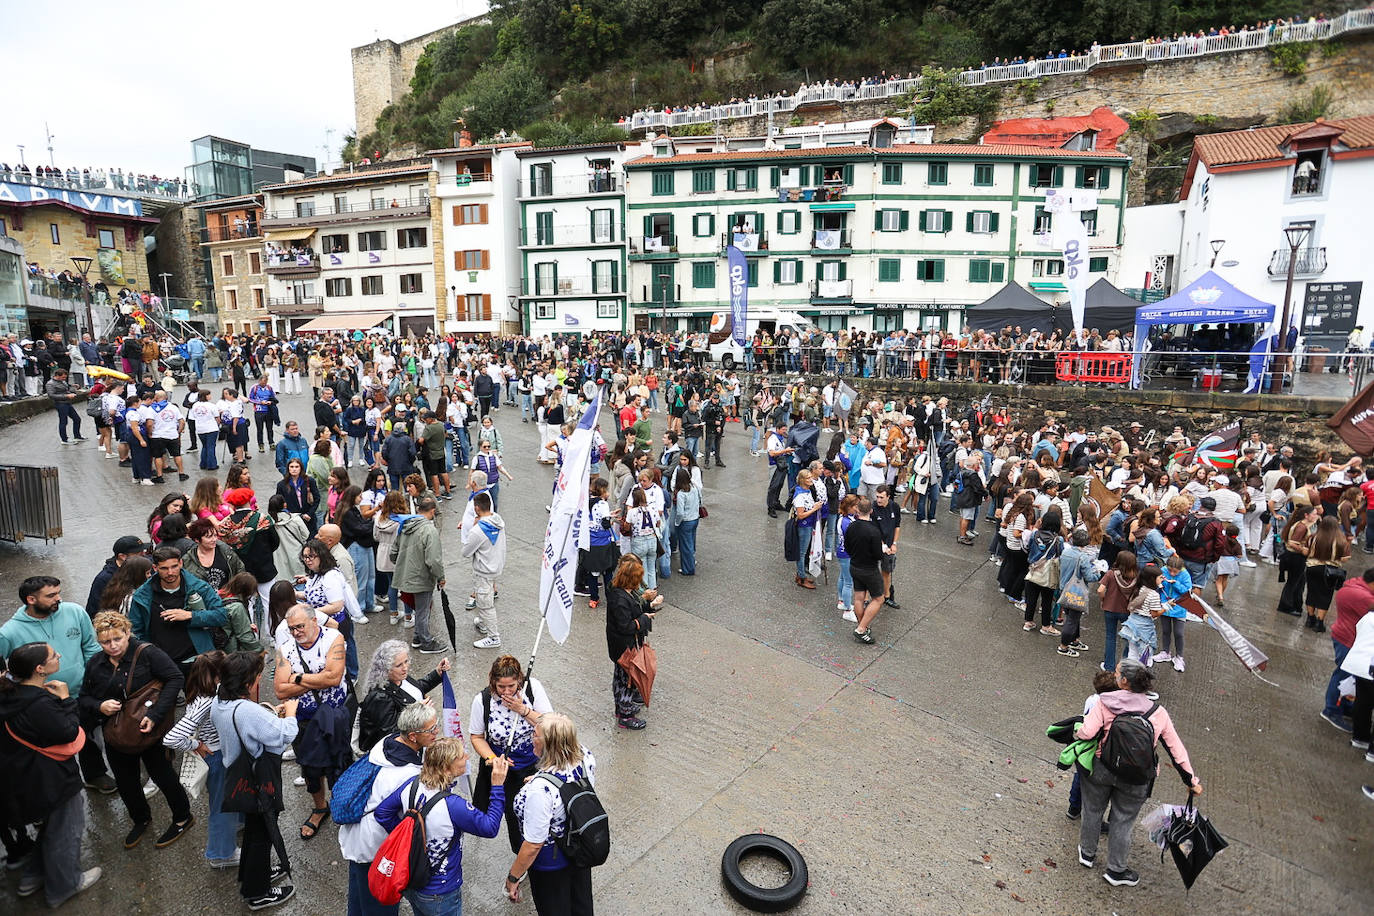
left=390, top=611, right=401, bottom=625
left=1240, top=559, right=1258, bottom=568
left=1153, top=651, right=1171, bottom=664
left=140, top=479, right=154, bottom=486
left=292, top=776, right=306, bottom=787
left=1173, top=656, right=1185, bottom=673
left=824, top=551, right=833, bottom=561
left=143, top=776, right=159, bottom=797
left=281, top=747, right=295, bottom=761
left=351, top=615, right=369, bottom=625
left=473, top=635, right=502, bottom=649
left=402, top=616, right=415, bottom=628
left=842, top=610, right=858, bottom=623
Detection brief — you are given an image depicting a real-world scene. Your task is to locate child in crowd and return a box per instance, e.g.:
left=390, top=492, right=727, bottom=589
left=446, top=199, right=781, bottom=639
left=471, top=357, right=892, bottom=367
left=1156, top=555, right=1193, bottom=673
left=1120, top=564, right=1163, bottom=665
left=1068, top=668, right=1120, bottom=820
left=1213, top=521, right=1243, bottom=606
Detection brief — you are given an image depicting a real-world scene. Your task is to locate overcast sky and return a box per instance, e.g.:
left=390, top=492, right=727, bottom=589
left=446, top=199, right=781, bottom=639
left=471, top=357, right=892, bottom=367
left=0, top=0, right=488, bottom=178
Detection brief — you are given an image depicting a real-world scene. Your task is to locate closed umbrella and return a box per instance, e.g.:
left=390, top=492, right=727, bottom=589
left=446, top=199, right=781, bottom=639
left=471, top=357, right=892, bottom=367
left=617, top=640, right=657, bottom=706
left=439, top=588, right=457, bottom=650
left=1164, top=797, right=1227, bottom=889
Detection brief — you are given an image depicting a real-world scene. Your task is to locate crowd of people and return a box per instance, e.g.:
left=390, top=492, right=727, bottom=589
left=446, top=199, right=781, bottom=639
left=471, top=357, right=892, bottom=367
left=0, top=163, right=194, bottom=199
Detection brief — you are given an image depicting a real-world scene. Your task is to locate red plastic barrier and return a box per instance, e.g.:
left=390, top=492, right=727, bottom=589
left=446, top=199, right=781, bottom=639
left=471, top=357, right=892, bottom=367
left=1055, top=352, right=1133, bottom=383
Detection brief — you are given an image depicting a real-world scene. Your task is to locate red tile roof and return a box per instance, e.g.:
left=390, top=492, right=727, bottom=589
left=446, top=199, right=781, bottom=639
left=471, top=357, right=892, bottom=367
left=625, top=143, right=1128, bottom=167
left=260, top=162, right=431, bottom=192
left=981, top=106, right=1129, bottom=151
left=427, top=142, right=532, bottom=155
left=1193, top=115, right=1374, bottom=168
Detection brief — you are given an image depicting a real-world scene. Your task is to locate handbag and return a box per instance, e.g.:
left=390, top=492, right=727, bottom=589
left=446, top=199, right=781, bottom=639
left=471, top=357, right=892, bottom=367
left=104, top=643, right=172, bottom=754
left=179, top=749, right=209, bottom=799
left=699, top=505, right=708, bottom=519
left=222, top=706, right=286, bottom=815
left=1058, top=568, right=1090, bottom=612
left=4, top=722, right=86, bottom=762
left=1025, top=538, right=1063, bottom=588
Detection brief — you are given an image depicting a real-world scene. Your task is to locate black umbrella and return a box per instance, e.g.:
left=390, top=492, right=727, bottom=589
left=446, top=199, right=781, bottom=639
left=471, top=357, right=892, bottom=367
left=1163, top=797, right=1228, bottom=889
left=439, top=588, right=456, bottom=649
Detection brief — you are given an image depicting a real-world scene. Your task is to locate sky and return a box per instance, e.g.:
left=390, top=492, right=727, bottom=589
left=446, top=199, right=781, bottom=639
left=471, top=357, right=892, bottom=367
left=0, top=0, right=488, bottom=179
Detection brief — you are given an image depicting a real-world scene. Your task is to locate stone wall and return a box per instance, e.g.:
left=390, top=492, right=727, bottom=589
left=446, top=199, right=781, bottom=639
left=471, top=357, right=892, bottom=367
left=150, top=206, right=211, bottom=304
left=751, top=372, right=1352, bottom=466
left=351, top=16, right=487, bottom=136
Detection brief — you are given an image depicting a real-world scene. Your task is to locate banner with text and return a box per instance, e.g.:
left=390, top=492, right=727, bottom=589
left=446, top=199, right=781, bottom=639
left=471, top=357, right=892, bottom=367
left=727, top=245, right=749, bottom=347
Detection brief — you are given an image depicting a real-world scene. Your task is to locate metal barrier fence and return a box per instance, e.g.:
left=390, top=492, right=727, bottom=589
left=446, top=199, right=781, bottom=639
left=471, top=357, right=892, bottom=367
left=0, top=464, right=62, bottom=543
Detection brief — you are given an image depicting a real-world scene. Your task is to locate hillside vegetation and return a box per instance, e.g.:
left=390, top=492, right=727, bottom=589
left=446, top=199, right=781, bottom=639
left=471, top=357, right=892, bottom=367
left=349, top=0, right=1335, bottom=158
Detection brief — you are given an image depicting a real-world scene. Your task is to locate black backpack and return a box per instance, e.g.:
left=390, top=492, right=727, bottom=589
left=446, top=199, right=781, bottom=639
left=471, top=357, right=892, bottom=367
left=536, top=772, right=610, bottom=868
left=1178, top=515, right=1208, bottom=552
left=1099, top=702, right=1159, bottom=785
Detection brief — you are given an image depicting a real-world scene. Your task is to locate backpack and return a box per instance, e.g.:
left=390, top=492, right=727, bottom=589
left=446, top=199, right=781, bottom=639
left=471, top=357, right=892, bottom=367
left=1178, top=515, right=1208, bottom=552
left=85, top=396, right=105, bottom=419
left=368, top=780, right=452, bottom=905
left=329, top=755, right=383, bottom=824
left=1099, top=702, right=1159, bottom=785
left=535, top=772, right=611, bottom=868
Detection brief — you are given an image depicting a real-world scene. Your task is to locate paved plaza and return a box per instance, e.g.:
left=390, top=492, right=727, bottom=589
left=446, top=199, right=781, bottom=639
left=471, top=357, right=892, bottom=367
left=1, top=388, right=1371, bottom=915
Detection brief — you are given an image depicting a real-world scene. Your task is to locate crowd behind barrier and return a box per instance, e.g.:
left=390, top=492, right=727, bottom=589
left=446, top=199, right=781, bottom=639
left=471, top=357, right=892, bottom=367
left=0, top=162, right=195, bottom=200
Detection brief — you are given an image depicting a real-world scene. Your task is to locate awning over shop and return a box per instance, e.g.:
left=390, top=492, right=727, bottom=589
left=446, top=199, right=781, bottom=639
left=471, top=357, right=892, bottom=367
left=295, top=311, right=392, bottom=332
left=1028, top=281, right=1067, bottom=292
left=808, top=202, right=855, bottom=211
left=264, top=228, right=317, bottom=243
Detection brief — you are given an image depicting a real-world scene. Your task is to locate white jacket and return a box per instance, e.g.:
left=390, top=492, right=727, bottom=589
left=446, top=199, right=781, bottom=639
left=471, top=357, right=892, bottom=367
left=338, top=736, right=423, bottom=863
left=1341, top=613, right=1374, bottom=681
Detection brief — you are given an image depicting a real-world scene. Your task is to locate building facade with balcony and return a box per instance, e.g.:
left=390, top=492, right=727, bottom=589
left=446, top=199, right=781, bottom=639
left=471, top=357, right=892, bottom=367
left=516, top=142, right=644, bottom=335
left=623, top=143, right=1128, bottom=334
left=1177, top=116, right=1374, bottom=347
left=259, top=162, right=438, bottom=336
left=430, top=142, right=530, bottom=336
left=194, top=194, right=269, bottom=334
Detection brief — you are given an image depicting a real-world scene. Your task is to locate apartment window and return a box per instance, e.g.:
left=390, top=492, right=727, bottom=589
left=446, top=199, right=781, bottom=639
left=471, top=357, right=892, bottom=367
left=454, top=204, right=488, bottom=225
left=333, top=193, right=348, bottom=214
left=98, top=228, right=115, bottom=248
left=400, top=273, right=423, bottom=293
left=651, top=170, right=674, bottom=196
left=252, top=288, right=264, bottom=310
left=535, top=212, right=554, bottom=246
left=358, top=230, right=386, bottom=252
left=1077, top=165, right=1110, bottom=189
left=973, top=163, right=995, bottom=187
left=727, top=167, right=759, bottom=191
left=916, top=259, right=945, bottom=282
left=1032, top=259, right=1065, bottom=277
left=249, top=251, right=261, bottom=273
left=775, top=259, right=801, bottom=285
left=1034, top=206, right=1052, bottom=234
left=534, top=262, right=557, bottom=296
left=920, top=209, right=951, bottom=233
left=692, top=262, right=716, bottom=289
left=294, top=199, right=315, bottom=217
left=322, top=233, right=349, bottom=254
left=596, top=300, right=620, bottom=319
left=692, top=213, right=714, bottom=238
left=747, top=260, right=759, bottom=288
left=778, top=210, right=800, bottom=235
left=1080, top=209, right=1098, bottom=236
left=397, top=227, right=427, bottom=248
left=591, top=209, right=614, bottom=243
left=534, top=301, right=555, bottom=320
left=1089, top=257, right=1109, bottom=272
left=0, top=218, right=6, bottom=236
left=882, top=162, right=903, bottom=185
left=455, top=250, right=488, bottom=270
left=227, top=289, right=238, bottom=310
left=692, top=168, right=715, bottom=194
left=1292, top=151, right=1324, bottom=196
left=221, top=253, right=234, bottom=276
left=1031, top=164, right=1062, bottom=188
left=592, top=260, right=618, bottom=293
left=529, top=163, right=552, bottom=196
left=927, top=162, right=948, bottom=185
left=876, top=209, right=908, bottom=232
left=968, top=210, right=999, bottom=234
left=878, top=258, right=901, bottom=282
left=50, top=223, right=60, bottom=244
left=325, top=277, right=352, bottom=296
left=361, top=276, right=384, bottom=296
left=969, top=259, right=1006, bottom=283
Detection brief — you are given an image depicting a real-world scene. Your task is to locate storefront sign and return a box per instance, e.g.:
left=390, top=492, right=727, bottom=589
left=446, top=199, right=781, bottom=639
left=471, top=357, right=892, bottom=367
left=1303, top=282, right=1362, bottom=334
left=858, top=302, right=952, bottom=312
left=0, top=181, right=144, bottom=217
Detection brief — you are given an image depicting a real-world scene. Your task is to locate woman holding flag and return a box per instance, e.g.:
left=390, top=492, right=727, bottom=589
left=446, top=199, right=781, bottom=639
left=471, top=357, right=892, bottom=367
left=356, top=640, right=450, bottom=753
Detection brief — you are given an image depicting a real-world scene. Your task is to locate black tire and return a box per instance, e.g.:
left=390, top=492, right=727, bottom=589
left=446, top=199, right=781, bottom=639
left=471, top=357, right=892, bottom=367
left=721, top=833, right=808, bottom=912
left=721, top=353, right=736, bottom=371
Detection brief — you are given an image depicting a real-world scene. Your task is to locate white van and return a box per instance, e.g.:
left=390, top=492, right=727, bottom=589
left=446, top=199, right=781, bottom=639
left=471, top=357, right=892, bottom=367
left=707, top=307, right=815, bottom=370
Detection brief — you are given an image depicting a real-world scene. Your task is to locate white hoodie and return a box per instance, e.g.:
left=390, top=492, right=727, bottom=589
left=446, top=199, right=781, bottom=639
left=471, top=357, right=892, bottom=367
left=462, top=511, right=507, bottom=578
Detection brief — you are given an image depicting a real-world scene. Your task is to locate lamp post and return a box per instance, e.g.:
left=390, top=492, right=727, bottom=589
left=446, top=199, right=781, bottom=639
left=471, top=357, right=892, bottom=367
left=1273, top=224, right=1311, bottom=391
left=1209, top=239, right=1226, bottom=268
left=70, top=256, right=94, bottom=337
left=158, top=272, right=173, bottom=302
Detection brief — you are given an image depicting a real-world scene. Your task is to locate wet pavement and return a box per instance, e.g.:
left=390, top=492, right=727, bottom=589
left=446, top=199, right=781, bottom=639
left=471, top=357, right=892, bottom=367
left=1, top=388, right=1371, bottom=915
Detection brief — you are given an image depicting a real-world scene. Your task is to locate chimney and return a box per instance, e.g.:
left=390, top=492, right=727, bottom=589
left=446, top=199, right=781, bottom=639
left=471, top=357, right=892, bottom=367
left=459, top=129, right=473, bottom=148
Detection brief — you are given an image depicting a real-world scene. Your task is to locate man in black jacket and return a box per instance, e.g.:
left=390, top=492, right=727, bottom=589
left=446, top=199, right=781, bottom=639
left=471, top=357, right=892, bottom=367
left=85, top=536, right=152, bottom=615
left=701, top=392, right=727, bottom=468
left=473, top=368, right=495, bottom=419
left=313, top=386, right=342, bottom=438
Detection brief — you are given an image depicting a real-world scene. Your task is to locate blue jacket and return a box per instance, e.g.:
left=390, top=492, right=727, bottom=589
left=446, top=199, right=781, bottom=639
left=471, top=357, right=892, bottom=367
left=275, top=433, right=310, bottom=476
left=127, top=571, right=227, bottom=658
left=1058, top=544, right=1104, bottom=592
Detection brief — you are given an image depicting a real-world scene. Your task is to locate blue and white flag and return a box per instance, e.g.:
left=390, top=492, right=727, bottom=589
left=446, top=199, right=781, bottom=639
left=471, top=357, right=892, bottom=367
left=439, top=672, right=463, bottom=738
left=727, top=245, right=749, bottom=348
left=1246, top=333, right=1274, bottom=393
left=539, top=389, right=602, bottom=643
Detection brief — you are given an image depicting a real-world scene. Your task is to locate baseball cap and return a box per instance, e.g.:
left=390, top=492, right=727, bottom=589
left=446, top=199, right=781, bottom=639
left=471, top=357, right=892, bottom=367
left=1213, top=475, right=1230, bottom=486
left=113, top=535, right=151, bottom=555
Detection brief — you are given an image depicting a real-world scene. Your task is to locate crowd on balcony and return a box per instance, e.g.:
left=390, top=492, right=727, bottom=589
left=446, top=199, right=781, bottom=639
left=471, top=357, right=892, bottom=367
left=625, top=9, right=1363, bottom=123
left=266, top=243, right=316, bottom=267
left=24, top=259, right=163, bottom=314
left=0, top=162, right=195, bottom=198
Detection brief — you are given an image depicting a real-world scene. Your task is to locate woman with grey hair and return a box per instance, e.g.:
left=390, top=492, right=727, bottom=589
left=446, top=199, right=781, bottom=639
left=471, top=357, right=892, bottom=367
left=1073, top=657, right=1202, bottom=888
left=355, top=639, right=450, bottom=753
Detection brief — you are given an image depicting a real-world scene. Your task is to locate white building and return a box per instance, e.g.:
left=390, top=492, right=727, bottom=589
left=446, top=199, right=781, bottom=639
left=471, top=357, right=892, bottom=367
left=430, top=141, right=530, bottom=336
left=1176, top=116, right=1374, bottom=346
left=258, top=162, right=437, bottom=335
left=516, top=142, right=645, bottom=335
left=624, top=137, right=1129, bottom=334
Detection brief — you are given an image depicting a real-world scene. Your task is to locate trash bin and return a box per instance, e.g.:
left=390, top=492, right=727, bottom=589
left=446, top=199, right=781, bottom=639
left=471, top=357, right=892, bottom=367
left=1306, top=346, right=1330, bottom=373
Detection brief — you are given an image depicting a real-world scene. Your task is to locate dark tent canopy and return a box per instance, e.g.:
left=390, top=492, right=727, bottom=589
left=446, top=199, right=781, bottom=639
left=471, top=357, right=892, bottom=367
left=965, top=283, right=1055, bottom=333
left=1080, top=278, right=1142, bottom=333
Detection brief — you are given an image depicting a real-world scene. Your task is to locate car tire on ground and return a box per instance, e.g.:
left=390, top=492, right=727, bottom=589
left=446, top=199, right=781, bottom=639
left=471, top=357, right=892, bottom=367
left=720, top=833, right=808, bottom=912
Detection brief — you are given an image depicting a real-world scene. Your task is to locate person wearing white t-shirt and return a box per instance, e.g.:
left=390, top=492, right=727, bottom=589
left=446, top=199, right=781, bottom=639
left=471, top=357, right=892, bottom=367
left=859, top=443, right=887, bottom=501
left=144, top=390, right=187, bottom=482
left=188, top=389, right=223, bottom=471
left=218, top=388, right=248, bottom=464
left=124, top=391, right=155, bottom=485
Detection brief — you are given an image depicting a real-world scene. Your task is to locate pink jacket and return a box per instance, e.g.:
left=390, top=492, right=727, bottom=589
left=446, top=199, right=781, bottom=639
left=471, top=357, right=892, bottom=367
left=1078, top=689, right=1199, bottom=788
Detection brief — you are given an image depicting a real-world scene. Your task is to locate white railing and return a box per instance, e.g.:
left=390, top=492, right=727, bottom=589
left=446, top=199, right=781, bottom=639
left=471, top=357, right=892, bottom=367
left=623, top=9, right=1374, bottom=130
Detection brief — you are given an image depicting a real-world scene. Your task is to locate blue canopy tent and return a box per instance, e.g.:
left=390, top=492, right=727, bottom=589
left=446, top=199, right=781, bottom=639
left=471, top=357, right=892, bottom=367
left=1131, top=271, right=1278, bottom=389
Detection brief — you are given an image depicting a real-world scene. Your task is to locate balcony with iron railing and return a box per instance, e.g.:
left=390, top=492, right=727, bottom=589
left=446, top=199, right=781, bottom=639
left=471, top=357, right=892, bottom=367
left=265, top=254, right=321, bottom=277
left=522, top=274, right=623, bottom=297
left=265, top=297, right=325, bottom=316
left=1291, top=170, right=1323, bottom=197
left=776, top=180, right=848, bottom=203
left=260, top=195, right=430, bottom=227
left=1268, top=246, right=1327, bottom=277
left=810, top=229, right=851, bottom=254
left=519, top=223, right=625, bottom=247
left=200, top=223, right=262, bottom=244
left=719, top=231, right=769, bottom=254
left=629, top=234, right=679, bottom=259
left=810, top=278, right=853, bottom=301
left=517, top=174, right=620, bottom=198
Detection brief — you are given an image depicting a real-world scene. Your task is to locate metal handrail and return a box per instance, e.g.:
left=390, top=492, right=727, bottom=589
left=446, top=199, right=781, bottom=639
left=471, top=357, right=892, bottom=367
left=261, top=195, right=430, bottom=221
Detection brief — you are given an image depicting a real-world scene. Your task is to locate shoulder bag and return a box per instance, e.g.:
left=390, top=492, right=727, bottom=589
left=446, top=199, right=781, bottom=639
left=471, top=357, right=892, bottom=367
left=104, top=644, right=172, bottom=754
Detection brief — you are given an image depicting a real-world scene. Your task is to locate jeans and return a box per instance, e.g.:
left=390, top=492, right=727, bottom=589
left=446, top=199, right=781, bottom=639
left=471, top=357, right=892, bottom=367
left=454, top=427, right=471, bottom=466
left=199, top=431, right=219, bottom=469
left=342, top=616, right=360, bottom=682
left=684, top=435, right=700, bottom=458
left=345, top=436, right=367, bottom=466
left=1325, top=639, right=1352, bottom=717
left=374, top=569, right=395, bottom=611
left=675, top=518, right=698, bottom=574
left=1183, top=558, right=1213, bottom=589
left=796, top=525, right=814, bottom=579
left=1068, top=768, right=1083, bottom=814
left=823, top=513, right=838, bottom=555
left=25, top=791, right=86, bottom=906
left=521, top=393, right=533, bottom=421
left=404, top=888, right=461, bottom=916
left=348, top=858, right=400, bottom=916
left=837, top=556, right=853, bottom=608
left=55, top=401, right=83, bottom=441
left=487, top=480, right=501, bottom=512
left=648, top=388, right=659, bottom=410
left=191, top=356, right=205, bottom=378
left=204, top=750, right=242, bottom=860
left=630, top=534, right=658, bottom=589
left=751, top=426, right=763, bottom=452
left=915, top=488, right=938, bottom=522
left=704, top=431, right=722, bottom=463
left=1366, top=509, right=1374, bottom=551
left=1079, top=760, right=1151, bottom=873
left=348, top=543, right=376, bottom=616
left=1102, top=611, right=1130, bottom=669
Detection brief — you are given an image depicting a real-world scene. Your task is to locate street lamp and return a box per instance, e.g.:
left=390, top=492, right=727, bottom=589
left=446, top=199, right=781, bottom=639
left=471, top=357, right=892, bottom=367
left=1209, top=239, right=1226, bottom=268
left=158, top=272, right=173, bottom=302
left=1273, top=224, right=1311, bottom=390
left=70, top=256, right=94, bottom=336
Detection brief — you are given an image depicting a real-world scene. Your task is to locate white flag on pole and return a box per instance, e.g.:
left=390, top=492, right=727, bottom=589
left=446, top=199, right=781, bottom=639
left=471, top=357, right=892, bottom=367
left=539, top=389, right=602, bottom=644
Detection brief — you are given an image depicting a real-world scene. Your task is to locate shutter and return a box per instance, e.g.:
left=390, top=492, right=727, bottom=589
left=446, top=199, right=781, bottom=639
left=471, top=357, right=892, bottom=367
left=1052, top=166, right=1064, bottom=187
left=454, top=251, right=462, bottom=270
left=481, top=250, right=490, bottom=270
left=611, top=261, right=619, bottom=292
left=452, top=205, right=463, bottom=225
left=1074, top=166, right=1085, bottom=189
left=773, top=260, right=781, bottom=284
left=966, top=212, right=975, bottom=233
left=726, top=170, right=736, bottom=191
left=777, top=211, right=785, bottom=232
left=754, top=212, right=764, bottom=234
left=1099, top=167, right=1111, bottom=189
left=800, top=166, right=810, bottom=185
left=643, top=215, right=652, bottom=239
left=875, top=209, right=884, bottom=231
left=968, top=260, right=978, bottom=282
left=900, top=210, right=910, bottom=231
left=770, top=167, right=780, bottom=189
left=747, top=169, right=758, bottom=191
left=707, top=214, right=714, bottom=236
left=479, top=204, right=488, bottom=223
left=942, top=210, right=953, bottom=233
left=666, top=213, right=674, bottom=240
left=992, top=262, right=1005, bottom=283
left=990, top=212, right=1000, bottom=233
left=919, top=209, right=929, bottom=231
left=933, top=260, right=944, bottom=282
left=590, top=209, right=596, bottom=240
left=838, top=262, right=847, bottom=281
left=843, top=164, right=854, bottom=184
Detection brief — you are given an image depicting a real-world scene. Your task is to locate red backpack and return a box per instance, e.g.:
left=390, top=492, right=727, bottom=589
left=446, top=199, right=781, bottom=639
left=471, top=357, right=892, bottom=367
left=368, top=781, right=451, bottom=905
